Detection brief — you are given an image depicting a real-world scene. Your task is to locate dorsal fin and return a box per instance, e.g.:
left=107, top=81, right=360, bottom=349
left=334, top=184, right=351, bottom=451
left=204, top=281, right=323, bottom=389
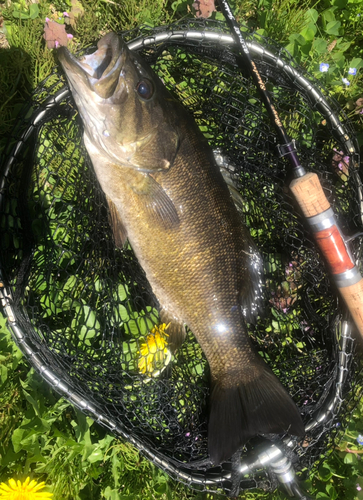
left=214, top=152, right=264, bottom=322
left=214, top=150, right=245, bottom=213
left=239, top=240, right=264, bottom=323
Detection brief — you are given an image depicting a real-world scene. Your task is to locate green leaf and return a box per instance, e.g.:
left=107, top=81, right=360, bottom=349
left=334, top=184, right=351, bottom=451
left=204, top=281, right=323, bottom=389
left=99, top=434, right=115, bottom=450
left=12, top=10, right=30, bottom=19
left=63, top=275, right=77, bottom=292
left=214, top=12, right=225, bottom=21
left=319, top=464, right=333, bottom=481
left=332, top=0, right=348, bottom=7
left=155, top=483, right=167, bottom=494
left=118, top=305, right=130, bottom=322
left=0, top=444, right=21, bottom=467
left=272, top=320, right=280, bottom=332
left=20, top=385, right=41, bottom=417
left=350, top=57, right=363, bottom=69
left=3, top=21, right=13, bottom=37
left=0, top=364, right=8, bottom=385
left=301, top=23, right=317, bottom=41
left=82, top=443, right=96, bottom=461
left=12, top=428, right=26, bottom=453
left=322, top=8, right=337, bottom=24
left=125, top=319, right=140, bottom=336
left=27, top=451, right=48, bottom=466
left=331, top=53, right=345, bottom=68
left=295, top=341, right=305, bottom=349
left=29, top=3, right=39, bottom=18
left=285, top=42, right=297, bottom=57
left=326, top=20, right=341, bottom=35
left=21, top=416, right=51, bottom=433
left=300, top=41, right=313, bottom=57
left=73, top=412, right=93, bottom=444
left=305, top=8, right=318, bottom=23
left=53, top=428, right=73, bottom=440
left=103, top=487, right=122, bottom=500
left=336, top=40, right=351, bottom=52
left=115, top=284, right=129, bottom=301
left=87, top=448, right=105, bottom=463
left=112, top=451, right=121, bottom=488
left=84, top=306, right=99, bottom=329
left=288, top=33, right=306, bottom=46
left=343, top=452, right=357, bottom=464
left=313, top=38, right=328, bottom=54
left=326, top=484, right=338, bottom=500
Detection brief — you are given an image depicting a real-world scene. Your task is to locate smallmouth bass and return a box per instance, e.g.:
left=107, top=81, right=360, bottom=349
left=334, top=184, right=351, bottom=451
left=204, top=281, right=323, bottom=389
left=58, top=33, right=304, bottom=464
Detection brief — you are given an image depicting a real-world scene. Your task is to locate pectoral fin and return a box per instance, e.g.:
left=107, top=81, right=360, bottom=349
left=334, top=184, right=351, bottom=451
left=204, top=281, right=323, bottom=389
left=84, top=132, right=179, bottom=231
left=106, top=195, right=128, bottom=248
left=132, top=174, right=180, bottom=229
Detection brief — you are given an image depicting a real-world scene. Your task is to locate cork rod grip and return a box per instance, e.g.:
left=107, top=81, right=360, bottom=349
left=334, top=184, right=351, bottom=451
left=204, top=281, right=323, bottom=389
left=290, top=172, right=363, bottom=339
left=339, top=281, right=363, bottom=336
left=290, top=172, right=330, bottom=218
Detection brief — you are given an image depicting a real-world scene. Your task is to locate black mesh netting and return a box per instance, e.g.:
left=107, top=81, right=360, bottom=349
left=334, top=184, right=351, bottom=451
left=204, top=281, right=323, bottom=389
left=0, top=18, right=363, bottom=496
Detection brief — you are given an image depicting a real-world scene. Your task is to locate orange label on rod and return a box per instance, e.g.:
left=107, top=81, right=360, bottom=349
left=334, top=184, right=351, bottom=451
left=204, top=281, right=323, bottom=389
left=315, top=225, right=354, bottom=275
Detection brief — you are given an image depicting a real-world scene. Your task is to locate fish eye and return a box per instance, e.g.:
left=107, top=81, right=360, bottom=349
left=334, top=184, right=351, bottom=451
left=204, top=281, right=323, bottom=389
left=135, top=79, right=154, bottom=100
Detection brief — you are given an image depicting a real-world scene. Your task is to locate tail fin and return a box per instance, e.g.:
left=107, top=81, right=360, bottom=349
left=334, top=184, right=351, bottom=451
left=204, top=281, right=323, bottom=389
left=208, top=364, right=304, bottom=464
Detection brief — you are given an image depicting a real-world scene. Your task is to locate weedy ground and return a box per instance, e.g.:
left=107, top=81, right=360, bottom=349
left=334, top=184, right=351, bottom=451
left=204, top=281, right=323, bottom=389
left=0, top=0, right=363, bottom=499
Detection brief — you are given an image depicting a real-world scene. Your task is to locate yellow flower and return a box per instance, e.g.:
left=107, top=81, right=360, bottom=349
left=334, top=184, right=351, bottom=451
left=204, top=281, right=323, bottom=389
left=138, top=323, right=171, bottom=376
left=0, top=477, right=53, bottom=500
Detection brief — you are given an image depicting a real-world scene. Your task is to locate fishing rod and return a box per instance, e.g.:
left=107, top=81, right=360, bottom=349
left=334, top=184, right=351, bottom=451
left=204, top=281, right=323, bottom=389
left=218, top=0, right=363, bottom=340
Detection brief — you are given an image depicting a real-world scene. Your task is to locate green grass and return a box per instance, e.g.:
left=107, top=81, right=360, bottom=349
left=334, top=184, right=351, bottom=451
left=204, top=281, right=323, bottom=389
left=1, top=0, right=363, bottom=498
left=1, top=304, right=363, bottom=500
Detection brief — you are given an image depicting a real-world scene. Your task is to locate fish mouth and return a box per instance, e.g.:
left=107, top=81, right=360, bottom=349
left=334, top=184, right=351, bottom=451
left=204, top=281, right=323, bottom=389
left=58, top=32, right=126, bottom=99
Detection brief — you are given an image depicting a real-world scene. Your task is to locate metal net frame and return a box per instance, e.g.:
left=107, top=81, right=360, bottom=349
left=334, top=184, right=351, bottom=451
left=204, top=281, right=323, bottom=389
left=0, top=18, right=362, bottom=496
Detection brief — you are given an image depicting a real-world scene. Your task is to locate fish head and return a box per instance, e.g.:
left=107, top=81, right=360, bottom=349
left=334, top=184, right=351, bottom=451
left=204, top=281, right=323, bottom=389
left=58, top=32, right=180, bottom=172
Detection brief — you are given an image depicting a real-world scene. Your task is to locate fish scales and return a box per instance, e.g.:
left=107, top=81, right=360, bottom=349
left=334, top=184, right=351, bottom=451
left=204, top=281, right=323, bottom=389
left=58, top=33, right=304, bottom=464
